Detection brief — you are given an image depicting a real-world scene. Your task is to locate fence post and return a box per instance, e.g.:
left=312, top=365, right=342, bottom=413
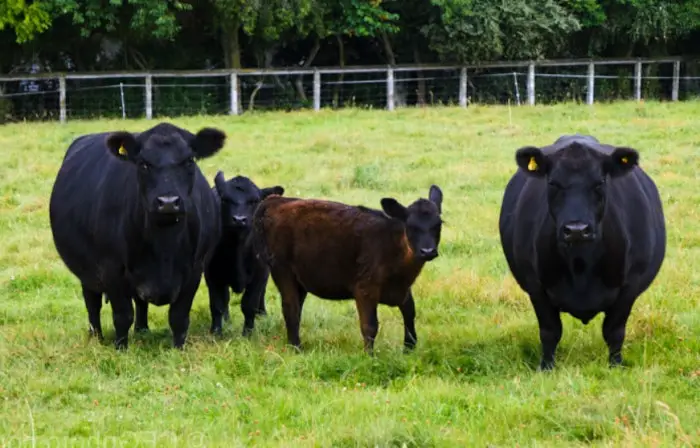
left=587, top=62, right=595, bottom=105
left=313, top=69, right=321, bottom=111
left=145, top=74, right=153, bottom=119
left=527, top=63, right=535, bottom=106
left=672, top=61, right=680, bottom=101
left=386, top=67, right=395, bottom=111
left=59, top=75, right=66, bottom=123
left=230, top=72, right=239, bottom=115
left=634, top=61, right=642, bottom=101
left=459, top=67, right=467, bottom=107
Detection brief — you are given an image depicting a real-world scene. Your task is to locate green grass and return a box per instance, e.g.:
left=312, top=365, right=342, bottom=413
left=1, top=102, right=699, bottom=447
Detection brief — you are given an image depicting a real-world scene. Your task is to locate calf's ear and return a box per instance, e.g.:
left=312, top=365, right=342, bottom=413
left=191, top=128, right=226, bottom=159
left=214, top=171, right=227, bottom=196
left=261, top=186, right=284, bottom=199
left=106, top=132, right=140, bottom=161
left=515, top=146, right=548, bottom=177
left=605, top=147, right=639, bottom=177
left=428, top=184, right=443, bottom=214
left=381, top=198, right=408, bottom=222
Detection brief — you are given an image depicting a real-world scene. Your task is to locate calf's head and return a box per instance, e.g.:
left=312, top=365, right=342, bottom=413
left=105, top=122, right=226, bottom=224
left=214, top=172, right=284, bottom=232
left=515, top=141, right=638, bottom=248
left=381, top=185, right=444, bottom=261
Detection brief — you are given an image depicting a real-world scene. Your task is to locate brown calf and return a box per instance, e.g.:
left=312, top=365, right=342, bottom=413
left=251, top=185, right=444, bottom=353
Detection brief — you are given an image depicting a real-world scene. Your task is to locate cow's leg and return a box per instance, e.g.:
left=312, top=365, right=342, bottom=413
left=169, top=277, right=201, bottom=349
left=207, top=280, right=230, bottom=336
left=531, top=295, right=562, bottom=371
left=107, top=293, right=134, bottom=350
left=134, top=298, right=149, bottom=333
left=82, top=286, right=103, bottom=340
left=399, top=290, right=417, bottom=352
left=272, top=267, right=303, bottom=349
left=354, top=289, right=380, bottom=355
left=602, top=297, right=636, bottom=367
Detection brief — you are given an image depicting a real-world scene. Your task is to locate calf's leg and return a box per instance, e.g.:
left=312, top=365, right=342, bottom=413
left=240, top=266, right=271, bottom=337
left=271, top=267, right=303, bottom=348
left=354, top=292, right=380, bottom=355
left=255, top=273, right=269, bottom=316
left=530, top=295, right=562, bottom=371
left=82, top=286, right=103, bottom=340
left=134, top=298, right=149, bottom=333
left=207, top=280, right=230, bottom=335
left=399, top=290, right=417, bottom=351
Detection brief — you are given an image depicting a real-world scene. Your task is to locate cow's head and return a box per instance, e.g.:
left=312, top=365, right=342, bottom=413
left=105, top=122, right=225, bottom=225
left=381, top=185, right=444, bottom=261
left=214, top=172, right=284, bottom=233
left=515, top=141, right=638, bottom=250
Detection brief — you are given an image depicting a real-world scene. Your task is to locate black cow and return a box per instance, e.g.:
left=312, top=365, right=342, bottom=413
left=49, top=122, right=226, bottom=349
left=498, top=135, right=666, bottom=369
left=204, top=172, right=284, bottom=336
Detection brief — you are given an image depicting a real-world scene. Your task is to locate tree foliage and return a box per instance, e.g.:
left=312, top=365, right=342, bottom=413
left=0, top=0, right=699, bottom=71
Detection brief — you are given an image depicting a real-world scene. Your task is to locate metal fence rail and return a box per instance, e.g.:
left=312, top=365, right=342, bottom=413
left=1, top=57, right=699, bottom=123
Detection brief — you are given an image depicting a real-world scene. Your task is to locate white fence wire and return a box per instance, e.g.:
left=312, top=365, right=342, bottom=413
left=1, top=57, right=699, bottom=122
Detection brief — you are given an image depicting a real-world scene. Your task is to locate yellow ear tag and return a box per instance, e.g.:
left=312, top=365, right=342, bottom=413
left=118, top=145, right=127, bottom=156
left=527, top=156, right=538, bottom=171
left=621, top=156, right=628, bottom=164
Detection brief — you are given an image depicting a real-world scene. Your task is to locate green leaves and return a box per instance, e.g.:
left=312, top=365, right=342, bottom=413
left=0, top=0, right=52, bottom=43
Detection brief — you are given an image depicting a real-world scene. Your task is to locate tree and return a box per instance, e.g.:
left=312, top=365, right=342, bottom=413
left=423, top=0, right=582, bottom=63
left=0, top=0, right=52, bottom=43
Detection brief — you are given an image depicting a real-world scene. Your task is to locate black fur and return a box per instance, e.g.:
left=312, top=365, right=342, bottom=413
left=499, top=134, right=666, bottom=369
left=49, top=122, right=226, bottom=349
left=204, top=172, right=284, bottom=336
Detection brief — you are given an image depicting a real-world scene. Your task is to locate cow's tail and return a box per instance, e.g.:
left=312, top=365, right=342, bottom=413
left=250, top=197, right=274, bottom=268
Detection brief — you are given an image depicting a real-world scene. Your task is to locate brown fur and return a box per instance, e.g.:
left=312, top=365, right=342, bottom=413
left=252, top=193, right=442, bottom=353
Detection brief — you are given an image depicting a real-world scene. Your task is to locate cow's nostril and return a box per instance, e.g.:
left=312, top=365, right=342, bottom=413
left=156, top=196, right=181, bottom=213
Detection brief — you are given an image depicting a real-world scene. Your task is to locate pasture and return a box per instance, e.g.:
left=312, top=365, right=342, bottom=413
left=1, top=102, right=699, bottom=447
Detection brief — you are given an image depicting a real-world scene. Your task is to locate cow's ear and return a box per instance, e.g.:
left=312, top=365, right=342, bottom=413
left=381, top=198, right=408, bottom=222
left=191, top=128, right=226, bottom=159
left=605, top=147, right=639, bottom=177
left=261, top=186, right=284, bottom=199
left=428, top=184, right=443, bottom=214
left=214, top=171, right=227, bottom=196
left=106, top=132, right=140, bottom=161
left=515, top=146, right=548, bottom=177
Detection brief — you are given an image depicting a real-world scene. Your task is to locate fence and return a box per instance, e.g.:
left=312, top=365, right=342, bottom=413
left=1, top=57, right=700, bottom=123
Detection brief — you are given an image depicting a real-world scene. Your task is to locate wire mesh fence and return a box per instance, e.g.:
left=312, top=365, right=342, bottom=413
left=1, top=57, right=699, bottom=123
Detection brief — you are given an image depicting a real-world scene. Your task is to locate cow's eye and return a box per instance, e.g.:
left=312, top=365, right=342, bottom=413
left=548, top=181, right=563, bottom=190
left=139, top=162, right=149, bottom=171
left=183, top=157, right=195, bottom=167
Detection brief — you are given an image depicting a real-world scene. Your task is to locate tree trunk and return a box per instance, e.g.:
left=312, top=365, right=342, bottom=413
left=295, top=36, right=322, bottom=102
left=381, top=30, right=396, bottom=65
left=413, top=43, right=426, bottom=106
left=222, top=22, right=241, bottom=69
left=333, top=34, right=345, bottom=108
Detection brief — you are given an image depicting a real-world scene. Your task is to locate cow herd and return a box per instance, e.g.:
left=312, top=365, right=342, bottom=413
left=47, top=122, right=666, bottom=370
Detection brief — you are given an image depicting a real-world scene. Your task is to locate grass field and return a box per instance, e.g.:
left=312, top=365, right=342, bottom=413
left=1, top=102, right=699, bottom=447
